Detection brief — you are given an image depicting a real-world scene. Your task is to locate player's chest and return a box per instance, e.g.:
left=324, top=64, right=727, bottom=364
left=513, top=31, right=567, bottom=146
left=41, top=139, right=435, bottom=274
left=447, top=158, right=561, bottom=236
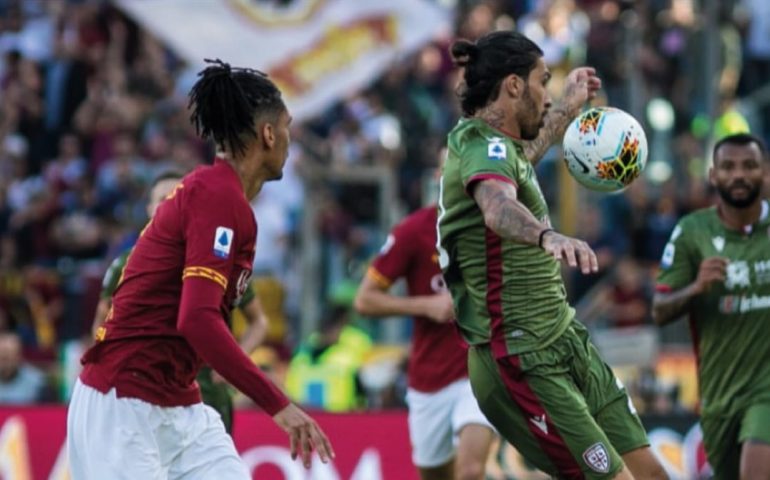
left=702, top=232, right=770, bottom=286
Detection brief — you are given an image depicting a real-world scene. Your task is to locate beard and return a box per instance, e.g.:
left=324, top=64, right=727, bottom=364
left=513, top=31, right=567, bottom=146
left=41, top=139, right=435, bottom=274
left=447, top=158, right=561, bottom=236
left=717, top=182, right=761, bottom=208
left=518, top=88, right=545, bottom=140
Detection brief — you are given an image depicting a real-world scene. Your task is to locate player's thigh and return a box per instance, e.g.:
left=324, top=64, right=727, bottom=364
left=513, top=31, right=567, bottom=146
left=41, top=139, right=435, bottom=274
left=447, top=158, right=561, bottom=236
left=67, top=379, right=164, bottom=480
left=701, top=413, right=741, bottom=479
left=406, top=386, right=456, bottom=468
left=168, top=404, right=250, bottom=480
left=739, top=402, right=770, bottom=480
left=468, top=345, right=624, bottom=480
left=451, top=378, right=496, bottom=474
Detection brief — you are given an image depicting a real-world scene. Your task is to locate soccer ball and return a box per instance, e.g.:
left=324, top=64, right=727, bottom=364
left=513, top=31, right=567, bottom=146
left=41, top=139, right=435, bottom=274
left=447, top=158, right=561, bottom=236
left=562, top=107, right=648, bottom=192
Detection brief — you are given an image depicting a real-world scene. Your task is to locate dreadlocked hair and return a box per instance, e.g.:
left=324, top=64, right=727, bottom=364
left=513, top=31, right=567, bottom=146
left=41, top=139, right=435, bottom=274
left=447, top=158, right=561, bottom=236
left=188, top=58, right=285, bottom=157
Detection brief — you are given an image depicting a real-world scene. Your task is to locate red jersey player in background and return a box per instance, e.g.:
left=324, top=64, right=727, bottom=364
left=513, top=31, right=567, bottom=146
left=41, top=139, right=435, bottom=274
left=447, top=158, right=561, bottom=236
left=67, top=60, right=333, bottom=479
left=355, top=202, right=496, bottom=480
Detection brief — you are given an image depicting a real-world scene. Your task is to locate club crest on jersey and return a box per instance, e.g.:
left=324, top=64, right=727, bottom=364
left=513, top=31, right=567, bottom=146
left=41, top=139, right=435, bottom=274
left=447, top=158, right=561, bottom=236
left=583, top=442, right=610, bottom=473
left=488, top=138, right=506, bottom=160
left=213, top=227, right=234, bottom=258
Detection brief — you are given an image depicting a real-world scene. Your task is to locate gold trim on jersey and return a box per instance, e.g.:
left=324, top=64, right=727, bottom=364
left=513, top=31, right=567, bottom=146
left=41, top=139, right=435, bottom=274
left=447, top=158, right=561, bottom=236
left=366, top=266, right=392, bottom=289
left=183, top=266, right=228, bottom=290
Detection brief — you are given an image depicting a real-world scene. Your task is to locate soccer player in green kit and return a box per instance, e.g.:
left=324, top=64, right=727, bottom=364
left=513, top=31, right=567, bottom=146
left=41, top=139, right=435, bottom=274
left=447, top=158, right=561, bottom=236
left=437, top=31, right=668, bottom=479
left=653, top=133, right=770, bottom=480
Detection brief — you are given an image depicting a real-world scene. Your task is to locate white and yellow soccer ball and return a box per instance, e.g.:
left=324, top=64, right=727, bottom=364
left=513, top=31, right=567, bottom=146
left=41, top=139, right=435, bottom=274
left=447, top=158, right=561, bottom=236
left=562, top=107, right=648, bottom=192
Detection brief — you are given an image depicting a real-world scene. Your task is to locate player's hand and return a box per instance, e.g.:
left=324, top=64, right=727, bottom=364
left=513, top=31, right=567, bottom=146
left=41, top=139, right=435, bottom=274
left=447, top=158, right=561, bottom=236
left=540, top=231, right=599, bottom=274
left=423, top=292, right=455, bottom=323
left=563, top=67, right=602, bottom=112
left=694, top=257, right=729, bottom=294
left=273, top=403, right=335, bottom=469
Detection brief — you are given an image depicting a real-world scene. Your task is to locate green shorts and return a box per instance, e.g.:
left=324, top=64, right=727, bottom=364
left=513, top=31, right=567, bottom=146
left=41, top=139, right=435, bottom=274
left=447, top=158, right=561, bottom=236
left=701, top=402, right=770, bottom=479
left=197, top=366, right=234, bottom=435
left=468, top=321, right=649, bottom=479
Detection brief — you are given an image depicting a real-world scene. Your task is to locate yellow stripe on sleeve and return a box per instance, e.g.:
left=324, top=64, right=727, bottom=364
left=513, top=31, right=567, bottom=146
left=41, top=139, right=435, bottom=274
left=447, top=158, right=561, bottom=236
left=366, top=266, right=392, bottom=289
left=182, top=266, right=228, bottom=290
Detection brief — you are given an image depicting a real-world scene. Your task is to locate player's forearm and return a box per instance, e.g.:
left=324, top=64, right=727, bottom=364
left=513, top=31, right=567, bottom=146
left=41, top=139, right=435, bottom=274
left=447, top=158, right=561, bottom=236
left=474, top=180, right=546, bottom=245
left=179, top=277, right=289, bottom=414
left=238, top=307, right=267, bottom=355
left=651, top=284, right=701, bottom=326
left=354, top=289, right=433, bottom=319
left=522, top=101, right=578, bottom=166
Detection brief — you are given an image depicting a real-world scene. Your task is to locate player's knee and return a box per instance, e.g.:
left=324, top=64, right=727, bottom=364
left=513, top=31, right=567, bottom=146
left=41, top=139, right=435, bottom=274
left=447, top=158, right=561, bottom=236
left=455, top=459, right=485, bottom=480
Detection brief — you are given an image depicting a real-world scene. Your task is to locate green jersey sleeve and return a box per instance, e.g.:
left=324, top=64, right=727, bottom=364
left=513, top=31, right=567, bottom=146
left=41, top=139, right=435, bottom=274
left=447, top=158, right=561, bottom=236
left=457, top=129, right=520, bottom=195
left=100, top=249, right=131, bottom=299
left=657, top=220, right=698, bottom=292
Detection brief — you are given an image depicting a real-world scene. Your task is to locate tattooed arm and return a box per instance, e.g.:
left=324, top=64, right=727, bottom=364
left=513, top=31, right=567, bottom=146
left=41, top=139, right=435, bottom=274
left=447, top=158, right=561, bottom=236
left=472, top=179, right=599, bottom=274
left=523, top=67, right=602, bottom=165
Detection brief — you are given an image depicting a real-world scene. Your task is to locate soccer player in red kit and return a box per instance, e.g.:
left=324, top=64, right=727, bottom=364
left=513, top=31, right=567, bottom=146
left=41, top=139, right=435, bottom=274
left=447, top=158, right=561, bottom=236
left=67, top=60, right=334, bottom=479
left=355, top=204, right=496, bottom=480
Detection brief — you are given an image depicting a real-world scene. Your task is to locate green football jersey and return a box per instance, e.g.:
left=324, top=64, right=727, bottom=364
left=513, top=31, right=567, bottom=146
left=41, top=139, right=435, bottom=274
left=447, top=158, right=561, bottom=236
left=437, top=118, right=573, bottom=357
left=657, top=202, right=770, bottom=416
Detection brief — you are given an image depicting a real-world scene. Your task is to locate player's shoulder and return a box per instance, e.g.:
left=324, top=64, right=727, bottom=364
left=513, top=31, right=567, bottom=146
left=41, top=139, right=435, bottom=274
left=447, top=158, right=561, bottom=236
left=182, top=162, right=243, bottom=206
left=677, top=206, right=718, bottom=232
left=448, top=118, right=521, bottom=161
left=397, top=205, right=437, bottom=232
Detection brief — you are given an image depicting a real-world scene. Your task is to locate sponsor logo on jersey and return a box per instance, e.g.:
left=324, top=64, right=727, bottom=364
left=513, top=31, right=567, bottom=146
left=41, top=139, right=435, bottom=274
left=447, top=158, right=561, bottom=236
left=725, top=261, right=751, bottom=289
left=719, top=294, right=770, bottom=314
left=753, top=259, right=770, bottom=284
left=214, top=227, right=234, bottom=258
left=711, top=236, right=725, bottom=252
left=488, top=138, right=506, bottom=160
left=583, top=442, right=610, bottom=473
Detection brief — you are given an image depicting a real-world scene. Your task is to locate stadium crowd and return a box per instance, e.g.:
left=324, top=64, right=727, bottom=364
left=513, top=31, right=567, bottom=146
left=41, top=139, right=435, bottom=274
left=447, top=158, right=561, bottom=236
left=0, top=0, right=767, bottom=415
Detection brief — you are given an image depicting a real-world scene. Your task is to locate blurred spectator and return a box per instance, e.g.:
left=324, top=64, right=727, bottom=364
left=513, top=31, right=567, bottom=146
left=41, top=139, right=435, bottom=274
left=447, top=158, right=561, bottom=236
left=0, top=331, right=48, bottom=403
left=285, top=305, right=372, bottom=412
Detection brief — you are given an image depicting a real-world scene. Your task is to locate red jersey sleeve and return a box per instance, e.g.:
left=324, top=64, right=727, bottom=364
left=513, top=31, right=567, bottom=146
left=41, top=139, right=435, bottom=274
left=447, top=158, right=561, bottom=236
left=369, top=220, right=415, bottom=288
left=180, top=183, right=237, bottom=291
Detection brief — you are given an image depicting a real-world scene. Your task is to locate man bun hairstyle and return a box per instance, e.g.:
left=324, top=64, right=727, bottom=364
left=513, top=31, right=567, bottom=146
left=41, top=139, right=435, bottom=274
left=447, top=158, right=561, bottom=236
left=188, top=58, right=285, bottom=157
left=450, top=31, right=543, bottom=116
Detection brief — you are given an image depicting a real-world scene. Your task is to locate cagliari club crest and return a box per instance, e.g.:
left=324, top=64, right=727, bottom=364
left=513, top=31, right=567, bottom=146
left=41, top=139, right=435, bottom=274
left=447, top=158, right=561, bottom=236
left=583, top=442, right=610, bottom=474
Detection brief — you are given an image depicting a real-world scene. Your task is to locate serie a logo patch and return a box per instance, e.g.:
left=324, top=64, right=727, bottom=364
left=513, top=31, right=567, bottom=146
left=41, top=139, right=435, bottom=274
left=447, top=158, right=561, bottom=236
left=213, top=227, right=234, bottom=258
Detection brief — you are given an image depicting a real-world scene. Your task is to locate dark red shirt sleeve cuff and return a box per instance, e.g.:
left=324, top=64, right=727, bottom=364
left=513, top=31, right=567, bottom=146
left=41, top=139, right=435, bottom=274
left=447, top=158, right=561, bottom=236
left=464, top=173, right=517, bottom=197
left=178, top=276, right=290, bottom=415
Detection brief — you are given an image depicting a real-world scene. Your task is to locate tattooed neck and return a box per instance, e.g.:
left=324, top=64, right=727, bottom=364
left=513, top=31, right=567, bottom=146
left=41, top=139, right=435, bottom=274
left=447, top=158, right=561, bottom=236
left=476, top=106, right=507, bottom=131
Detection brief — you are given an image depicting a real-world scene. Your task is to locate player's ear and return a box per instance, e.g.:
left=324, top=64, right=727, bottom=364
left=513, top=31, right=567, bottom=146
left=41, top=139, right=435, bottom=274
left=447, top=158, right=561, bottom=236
left=260, top=122, right=276, bottom=149
left=707, top=165, right=716, bottom=187
left=502, top=74, right=522, bottom=99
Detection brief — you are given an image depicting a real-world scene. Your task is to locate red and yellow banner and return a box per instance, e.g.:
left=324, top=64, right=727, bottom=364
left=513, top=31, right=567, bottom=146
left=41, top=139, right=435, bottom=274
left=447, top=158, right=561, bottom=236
left=116, top=0, right=450, bottom=121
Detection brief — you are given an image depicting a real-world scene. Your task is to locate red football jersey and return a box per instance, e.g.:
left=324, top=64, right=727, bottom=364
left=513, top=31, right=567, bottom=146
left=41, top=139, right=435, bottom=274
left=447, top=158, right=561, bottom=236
left=369, top=206, right=468, bottom=393
left=81, top=159, right=258, bottom=406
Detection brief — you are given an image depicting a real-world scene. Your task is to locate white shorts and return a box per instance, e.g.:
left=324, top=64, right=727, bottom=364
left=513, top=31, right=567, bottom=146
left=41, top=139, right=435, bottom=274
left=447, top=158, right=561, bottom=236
left=405, top=378, right=494, bottom=468
left=67, top=379, right=249, bottom=480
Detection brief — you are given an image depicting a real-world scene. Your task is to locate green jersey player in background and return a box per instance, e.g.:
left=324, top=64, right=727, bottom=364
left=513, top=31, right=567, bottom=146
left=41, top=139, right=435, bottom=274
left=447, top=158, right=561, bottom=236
left=653, top=133, right=770, bottom=480
left=438, top=31, right=668, bottom=480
